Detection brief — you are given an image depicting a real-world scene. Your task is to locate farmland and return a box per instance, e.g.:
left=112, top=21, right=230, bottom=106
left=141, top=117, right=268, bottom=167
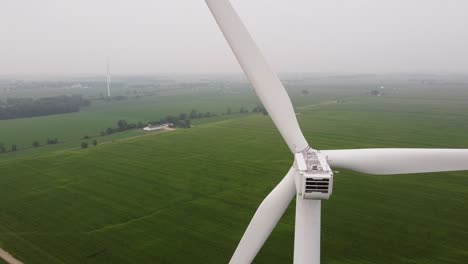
left=0, top=77, right=467, bottom=263
left=0, top=75, right=361, bottom=161
left=0, top=75, right=468, bottom=264
left=0, top=92, right=252, bottom=159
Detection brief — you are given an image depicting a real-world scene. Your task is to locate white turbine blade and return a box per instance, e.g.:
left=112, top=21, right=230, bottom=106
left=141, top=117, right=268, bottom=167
left=322, top=148, right=468, bottom=175
left=205, top=0, right=309, bottom=153
left=230, top=166, right=297, bottom=264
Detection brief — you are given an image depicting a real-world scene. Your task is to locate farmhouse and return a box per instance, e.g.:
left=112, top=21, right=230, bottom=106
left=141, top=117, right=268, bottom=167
left=143, top=123, right=172, bottom=131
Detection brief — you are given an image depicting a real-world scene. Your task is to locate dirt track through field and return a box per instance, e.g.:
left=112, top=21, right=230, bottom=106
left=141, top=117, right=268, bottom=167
left=0, top=248, right=23, bottom=264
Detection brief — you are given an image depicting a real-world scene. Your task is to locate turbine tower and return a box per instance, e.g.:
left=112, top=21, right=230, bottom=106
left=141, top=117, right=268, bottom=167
left=204, top=1, right=468, bottom=263
left=106, top=59, right=111, bottom=97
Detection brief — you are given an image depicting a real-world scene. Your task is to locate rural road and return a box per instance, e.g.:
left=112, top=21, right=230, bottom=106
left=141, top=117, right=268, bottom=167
left=0, top=248, right=23, bottom=264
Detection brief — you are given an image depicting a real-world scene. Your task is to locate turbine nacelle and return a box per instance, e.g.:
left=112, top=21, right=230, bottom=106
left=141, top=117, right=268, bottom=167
left=294, top=149, right=334, bottom=200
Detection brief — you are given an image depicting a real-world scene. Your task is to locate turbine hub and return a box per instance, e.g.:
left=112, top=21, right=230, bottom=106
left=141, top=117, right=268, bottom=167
left=294, top=149, right=334, bottom=200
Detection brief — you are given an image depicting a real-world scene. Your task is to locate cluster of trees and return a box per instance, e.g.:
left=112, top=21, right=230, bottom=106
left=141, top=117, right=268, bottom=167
left=33, top=138, right=59, bottom=148
left=188, top=109, right=215, bottom=120
left=0, top=95, right=91, bottom=120
left=239, top=106, right=248, bottom=114
left=46, top=138, right=59, bottom=145
left=223, top=105, right=267, bottom=116
left=0, top=138, right=60, bottom=154
left=81, top=140, right=98, bottom=149
left=96, top=105, right=267, bottom=139
left=151, top=115, right=191, bottom=128
left=0, top=143, right=13, bottom=153
left=100, top=109, right=219, bottom=137
left=1, top=143, right=6, bottom=153
left=251, top=105, right=268, bottom=115
left=151, top=109, right=222, bottom=128
left=101, top=120, right=146, bottom=136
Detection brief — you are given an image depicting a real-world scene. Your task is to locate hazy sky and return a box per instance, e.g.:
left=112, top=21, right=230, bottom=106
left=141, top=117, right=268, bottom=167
left=1, top=0, right=468, bottom=75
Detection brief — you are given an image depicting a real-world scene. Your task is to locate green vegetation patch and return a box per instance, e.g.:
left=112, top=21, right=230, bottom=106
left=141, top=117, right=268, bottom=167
left=0, top=94, right=467, bottom=263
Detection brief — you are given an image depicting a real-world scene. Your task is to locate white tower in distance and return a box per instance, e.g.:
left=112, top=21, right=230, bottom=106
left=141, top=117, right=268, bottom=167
left=106, top=59, right=111, bottom=97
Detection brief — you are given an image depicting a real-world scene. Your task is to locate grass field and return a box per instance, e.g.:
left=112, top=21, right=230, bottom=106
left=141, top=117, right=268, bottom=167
left=0, top=92, right=260, bottom=161
left=0, top=90, right=467, bottom=263
left=0, top=87, right=342, bottom=161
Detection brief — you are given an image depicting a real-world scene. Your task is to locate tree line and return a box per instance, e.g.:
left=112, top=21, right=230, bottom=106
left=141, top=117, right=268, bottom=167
left=100, top=120, right=147, bottom=136
left=224, top=105, right=267, bottom=115
left=0, top=95, right=91, bottom=120
left=90, top=105, right=268, bottom=140
left=0, top=138, right=59, bottom=154
left=81, top=140, right=98, bottom=149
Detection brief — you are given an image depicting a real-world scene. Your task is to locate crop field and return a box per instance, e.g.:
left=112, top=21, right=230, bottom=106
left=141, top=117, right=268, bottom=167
left=0, top=84, right=350, bottom=161
left=0, top=92, right=261, bottom=161
left=0, top=88, right=467, bottom=263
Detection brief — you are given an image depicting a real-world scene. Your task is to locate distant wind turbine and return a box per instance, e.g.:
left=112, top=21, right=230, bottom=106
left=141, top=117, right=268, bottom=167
left=106, top=59, right=111, bottom=97
left=204, top=0, right=468, bottom=263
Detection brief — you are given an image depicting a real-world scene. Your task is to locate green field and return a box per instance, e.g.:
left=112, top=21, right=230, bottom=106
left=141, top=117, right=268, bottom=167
left=0, top=86, right=345, bottom=161
left=0, top=88, right=467, bottom=263
left=0, top=92, right=261, bottom=161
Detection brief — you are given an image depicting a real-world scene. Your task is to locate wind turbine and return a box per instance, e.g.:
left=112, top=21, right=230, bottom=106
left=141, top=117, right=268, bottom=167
left=204, top=1, right=468, bottom=263
left=106, top=58, right=112, bottom=97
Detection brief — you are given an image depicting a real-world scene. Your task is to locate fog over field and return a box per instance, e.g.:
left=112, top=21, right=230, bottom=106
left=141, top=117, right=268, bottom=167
left=1, top=0, right=468, bottom=75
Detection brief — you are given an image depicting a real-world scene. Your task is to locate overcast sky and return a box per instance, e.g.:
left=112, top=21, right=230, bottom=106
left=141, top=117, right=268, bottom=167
left=1, top=0, right=467, bottom=75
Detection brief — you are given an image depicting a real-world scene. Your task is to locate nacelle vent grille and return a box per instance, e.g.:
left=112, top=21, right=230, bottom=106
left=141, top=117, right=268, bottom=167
left=305, top=178, right=330, bottom=194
